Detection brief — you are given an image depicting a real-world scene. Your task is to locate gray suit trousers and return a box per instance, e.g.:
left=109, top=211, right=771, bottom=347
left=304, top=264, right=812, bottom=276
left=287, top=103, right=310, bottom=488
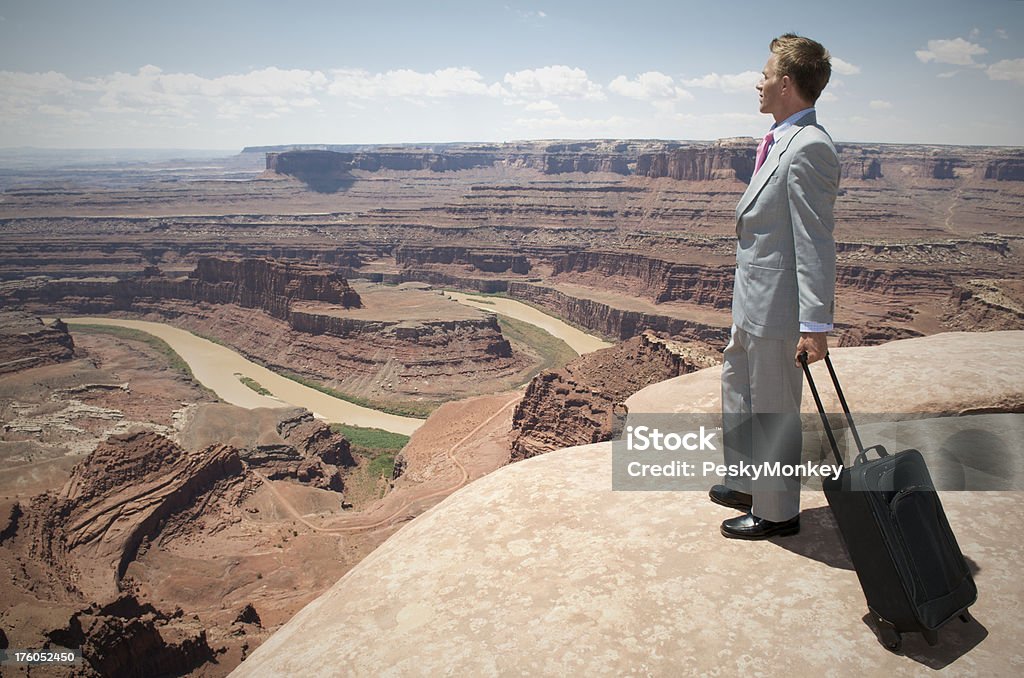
left=721, top=324, right=803, bottom=522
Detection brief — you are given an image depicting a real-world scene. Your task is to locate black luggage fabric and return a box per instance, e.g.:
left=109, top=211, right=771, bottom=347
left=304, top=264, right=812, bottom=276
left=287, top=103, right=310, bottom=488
left=801, top=354, right=977, bottom=651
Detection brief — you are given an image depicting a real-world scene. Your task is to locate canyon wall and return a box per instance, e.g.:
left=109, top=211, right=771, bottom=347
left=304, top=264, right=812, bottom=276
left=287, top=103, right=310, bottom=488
left=985, top=157, right=1024, bottom=181
left=1, top=257, right=526, bottom=405
left=510, top=332, right=720, bottom=461
left=1, top=408, right=357, bottom=676
left=550, top=252, right=734, bottom=305
left=4, top=256, right=361, bottom=320
left=636, top=143, right=754, bottom=182
left=188, top=256, right=362, bottom=315
left=0, top=312, right=75, bottom=374
left=4, top=432, right=242, bottom=674
left=507, top=282, right=730, bottom=343
left=394, top=245, right=531, bottom=274
left=943, top=279, right=1024, bottom=331
left=267, top=141, right=644, bottom=179
left=267, top=149, right=500, bottom=174
left=264, top=141, right=1024, bottom=183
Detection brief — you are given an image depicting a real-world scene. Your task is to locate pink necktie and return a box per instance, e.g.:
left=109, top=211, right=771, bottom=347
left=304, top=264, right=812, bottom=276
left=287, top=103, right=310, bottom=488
left=754, top=130, right=775, bottom=174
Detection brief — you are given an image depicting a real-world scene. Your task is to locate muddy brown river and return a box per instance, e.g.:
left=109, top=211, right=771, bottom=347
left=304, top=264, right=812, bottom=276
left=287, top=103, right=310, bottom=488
left=64, top=296, right=608, bottom=435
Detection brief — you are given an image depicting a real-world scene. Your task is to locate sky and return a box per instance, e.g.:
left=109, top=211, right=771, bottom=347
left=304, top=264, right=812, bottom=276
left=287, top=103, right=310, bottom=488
left=1, top=0, right=1023, bottom=150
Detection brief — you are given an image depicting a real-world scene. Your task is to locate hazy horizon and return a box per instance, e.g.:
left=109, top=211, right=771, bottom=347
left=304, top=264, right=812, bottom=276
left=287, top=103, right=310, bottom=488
left=4, top=134, right=1024, bottom=160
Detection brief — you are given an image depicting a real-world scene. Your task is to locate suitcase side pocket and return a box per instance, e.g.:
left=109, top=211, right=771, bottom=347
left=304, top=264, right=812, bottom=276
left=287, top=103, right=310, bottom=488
left=890, top=487, right=973, bottom=628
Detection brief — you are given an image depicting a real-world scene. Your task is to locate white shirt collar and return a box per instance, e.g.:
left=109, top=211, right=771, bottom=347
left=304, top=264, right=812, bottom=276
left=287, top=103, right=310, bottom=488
left=770, top=107, right=815, bottom=140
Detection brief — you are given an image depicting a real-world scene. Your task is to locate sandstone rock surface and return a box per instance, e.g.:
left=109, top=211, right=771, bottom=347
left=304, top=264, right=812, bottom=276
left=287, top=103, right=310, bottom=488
left=232, top=335, right=1024, bottom=676
left=625, top=331, right=1024, bottom=417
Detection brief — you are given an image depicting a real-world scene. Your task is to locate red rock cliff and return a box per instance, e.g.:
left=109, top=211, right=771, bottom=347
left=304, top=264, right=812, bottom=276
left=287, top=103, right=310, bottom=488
left=636, top=143, right=754, bottom=182
left=0, top=312, right=75, bottom=374
left=510, top=332, right=720, bottom=461
left=191, top=256, right=362, bottom=315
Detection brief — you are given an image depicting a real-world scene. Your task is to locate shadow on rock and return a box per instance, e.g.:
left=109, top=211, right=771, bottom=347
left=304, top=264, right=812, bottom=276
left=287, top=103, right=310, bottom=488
left=292, top=172, right=356, bottom=194
left=860, top=611, right=988, bottom=669
left=771, top=505, right=854, bottom=570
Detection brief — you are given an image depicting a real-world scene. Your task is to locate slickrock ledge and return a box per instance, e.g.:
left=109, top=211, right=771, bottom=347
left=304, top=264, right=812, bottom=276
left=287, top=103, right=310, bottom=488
left=626, top=330, right=1024, bottom=416
left=234, top=334, right=1023, bottom=676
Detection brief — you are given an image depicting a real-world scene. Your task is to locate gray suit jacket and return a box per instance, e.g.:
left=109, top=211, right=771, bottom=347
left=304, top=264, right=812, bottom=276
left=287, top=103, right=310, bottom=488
left=733, top=110, right=840, bottom=340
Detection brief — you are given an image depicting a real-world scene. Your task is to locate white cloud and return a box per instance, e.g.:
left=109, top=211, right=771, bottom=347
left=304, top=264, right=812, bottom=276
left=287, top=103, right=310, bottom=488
left=0, top=65, right=342, bottom=130
left=524, top=99, right=560, bottom=115
left=200, top=67, right=328, bottom=98
left=511, top=8, right=547, bottom=20
left=869, top=99, right=893, bottom=110
left=831, top=57, right=861, bottom=76
left=681, top=71, right=760, bottom=94
left=969, top=27, right=981, bottom=40
left=915, top=38, right=988, bottom=66
left=987, top=58, right=1024, bottom=85
left=608, top=71, right=692, bottom=100
left=79, top=65, right=335, bottom=121
left=328, top=67, right=504, bottom=99
left=0, top=70, right=76, bottom=96
left=995, top=28, right=1009, bottom=40
left=503, top=65, right=605, bottom=100
left=819, top=92, right=839, bottom=103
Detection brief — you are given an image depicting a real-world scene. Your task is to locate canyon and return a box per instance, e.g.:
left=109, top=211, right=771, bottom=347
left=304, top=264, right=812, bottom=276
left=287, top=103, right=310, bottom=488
left=4, top=257, right=530, bottom=412
left=0, top=138, right=1022, bottom=675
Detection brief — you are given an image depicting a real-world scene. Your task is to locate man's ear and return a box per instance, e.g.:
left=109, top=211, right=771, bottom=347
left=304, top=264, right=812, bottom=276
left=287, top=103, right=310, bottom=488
left=780, top=74, right=792, bottom=97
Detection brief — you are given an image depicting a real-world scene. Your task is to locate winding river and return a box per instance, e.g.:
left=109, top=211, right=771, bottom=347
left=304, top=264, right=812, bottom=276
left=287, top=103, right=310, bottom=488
left=64, top=296, right=608, bottom=435
left=445, top=292, right=612, bottom=355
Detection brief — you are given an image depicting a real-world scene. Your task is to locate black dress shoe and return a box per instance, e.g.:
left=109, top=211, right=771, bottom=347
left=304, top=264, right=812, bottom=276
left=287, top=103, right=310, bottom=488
left=720, top=512, right=800, bottom=540
left=708, top=484, right=752, bottom=512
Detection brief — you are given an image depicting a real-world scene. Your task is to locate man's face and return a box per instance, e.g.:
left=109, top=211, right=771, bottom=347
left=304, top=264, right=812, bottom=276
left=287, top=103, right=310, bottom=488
left=757, top=54, right=784, bottom=117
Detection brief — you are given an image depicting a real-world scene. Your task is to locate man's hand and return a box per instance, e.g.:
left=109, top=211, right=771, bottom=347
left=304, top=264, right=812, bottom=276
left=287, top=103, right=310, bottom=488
left=795, top=332, right=828, bottom=367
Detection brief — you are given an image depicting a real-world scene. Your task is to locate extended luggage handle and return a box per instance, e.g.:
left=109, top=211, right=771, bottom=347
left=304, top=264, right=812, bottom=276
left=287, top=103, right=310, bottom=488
left=799, top=351, right=889, bottom=468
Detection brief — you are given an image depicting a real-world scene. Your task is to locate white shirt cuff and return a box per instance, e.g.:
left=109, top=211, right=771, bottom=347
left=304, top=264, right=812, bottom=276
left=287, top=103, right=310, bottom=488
left=800, top=321, right=833, bottom=333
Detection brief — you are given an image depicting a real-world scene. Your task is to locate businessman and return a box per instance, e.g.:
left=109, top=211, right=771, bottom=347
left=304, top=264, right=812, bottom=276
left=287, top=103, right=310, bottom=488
left=710, top=34, right=840, bottom=539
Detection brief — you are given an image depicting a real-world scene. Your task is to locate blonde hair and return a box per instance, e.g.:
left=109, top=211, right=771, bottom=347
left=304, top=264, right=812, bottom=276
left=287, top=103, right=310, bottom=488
left=770, top=33, right=832, bottom=103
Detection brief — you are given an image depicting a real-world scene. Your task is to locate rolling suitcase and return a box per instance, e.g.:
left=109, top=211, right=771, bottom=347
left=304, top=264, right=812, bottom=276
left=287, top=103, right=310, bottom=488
left=800, top=353, right=977, bottom=652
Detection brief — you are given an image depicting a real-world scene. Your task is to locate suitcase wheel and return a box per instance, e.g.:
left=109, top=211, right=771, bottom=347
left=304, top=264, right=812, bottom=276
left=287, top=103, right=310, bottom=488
left=880, top=627, right=902, bottom=652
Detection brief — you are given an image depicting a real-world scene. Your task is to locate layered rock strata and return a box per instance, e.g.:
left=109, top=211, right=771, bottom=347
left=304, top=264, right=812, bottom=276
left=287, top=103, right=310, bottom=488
left=30, top=432, right=247, bottom=599
left=0, top=408, right=355, bottom=675
left=549, top=252, right=733, bottom=305
left=636, top=142, right=754, bottom=182
left=510, top=331, right=720, bottom=461
left=0, top=312, right=75, bottom=374
left=3, top=255, right=361, bottom=320
left=943, top=279, right=1024, bottom=331
left=179, top=406, right=355, bottom=492
left=3, top=257, right=527, bottom=404
left=260, top=140, right=1024, bottom=183
left=506, top=282, right=731, bottom=344
left=395, top=245, right=532, bottom=275
left=190, top=256, right=362, bottom=313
